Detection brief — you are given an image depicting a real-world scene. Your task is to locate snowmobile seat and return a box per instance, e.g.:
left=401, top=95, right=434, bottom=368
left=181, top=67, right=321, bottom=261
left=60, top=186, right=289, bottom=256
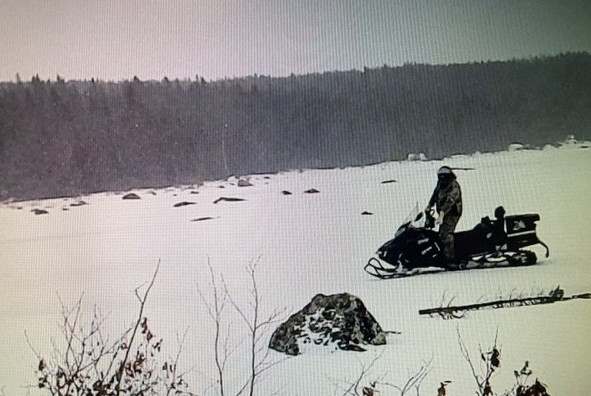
left=453, top=219, right=500, bottom=259
left=452, top=206, right=507, bottom=260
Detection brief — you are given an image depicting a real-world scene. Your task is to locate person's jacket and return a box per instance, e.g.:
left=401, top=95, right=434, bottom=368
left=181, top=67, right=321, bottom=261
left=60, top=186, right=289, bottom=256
left=429, top=176, right=462, bottom=217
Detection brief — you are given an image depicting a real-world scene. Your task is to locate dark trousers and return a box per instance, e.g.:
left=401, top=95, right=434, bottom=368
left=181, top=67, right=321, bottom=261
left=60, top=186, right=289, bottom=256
left=439, top=215, right=460, bottom=260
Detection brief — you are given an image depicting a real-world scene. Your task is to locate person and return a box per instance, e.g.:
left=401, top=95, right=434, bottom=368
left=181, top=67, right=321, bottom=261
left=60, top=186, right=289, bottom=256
left=426, top=166, right=462, bottom=263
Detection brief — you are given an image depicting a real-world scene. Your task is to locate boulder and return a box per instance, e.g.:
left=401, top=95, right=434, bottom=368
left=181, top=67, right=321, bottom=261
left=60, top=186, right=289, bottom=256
left=269, top=293, right=386, bottom=355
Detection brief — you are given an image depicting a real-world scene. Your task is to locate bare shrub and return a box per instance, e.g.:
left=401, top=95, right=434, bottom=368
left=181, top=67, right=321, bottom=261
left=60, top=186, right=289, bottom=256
left=458, top=329, right=550, bottom=396
left=27, top=262, right=195, bottom=395
left=503, top=361, right=550, bottom=396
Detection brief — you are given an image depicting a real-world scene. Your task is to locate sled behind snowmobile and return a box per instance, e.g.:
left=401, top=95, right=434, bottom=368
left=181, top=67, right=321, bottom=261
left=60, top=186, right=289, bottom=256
left=364, top=206, right=549, bottom=279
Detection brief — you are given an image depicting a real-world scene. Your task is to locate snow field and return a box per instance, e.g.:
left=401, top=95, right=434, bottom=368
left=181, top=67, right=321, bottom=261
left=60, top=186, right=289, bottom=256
left=0, top=143, right=590, bottom=395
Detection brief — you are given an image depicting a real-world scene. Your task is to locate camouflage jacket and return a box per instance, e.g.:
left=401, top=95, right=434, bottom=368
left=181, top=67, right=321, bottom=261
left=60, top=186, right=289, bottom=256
left=429, top=179, right=462, bottom=217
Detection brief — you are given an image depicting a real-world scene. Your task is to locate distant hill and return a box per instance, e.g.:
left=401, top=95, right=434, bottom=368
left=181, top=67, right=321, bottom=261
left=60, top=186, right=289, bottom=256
left=1, top=52, right=590, bottom=200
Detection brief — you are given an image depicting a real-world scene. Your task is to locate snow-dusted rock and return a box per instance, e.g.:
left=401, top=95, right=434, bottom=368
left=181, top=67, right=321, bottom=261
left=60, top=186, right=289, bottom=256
left=565, top=134, right=577, bottom=144
left=407, top=152, right=427, bottom=161
left=269, top=293, right=386, bottom=355
left=237, top=177, right=253, bottom=187
left=508, top=143, right=524, bottom=152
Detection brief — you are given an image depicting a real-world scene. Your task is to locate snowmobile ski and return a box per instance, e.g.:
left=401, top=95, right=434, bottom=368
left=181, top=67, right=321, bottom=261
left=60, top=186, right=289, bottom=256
left=365, top=250, right=537, bottom=279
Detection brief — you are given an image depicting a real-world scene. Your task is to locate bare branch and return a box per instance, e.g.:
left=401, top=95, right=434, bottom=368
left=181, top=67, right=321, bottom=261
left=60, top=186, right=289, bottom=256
left=115, top=259, right=160, bottom=392
left=196, top=259, right=231, bottom=395
left=458, top=327, right=501, bottom=396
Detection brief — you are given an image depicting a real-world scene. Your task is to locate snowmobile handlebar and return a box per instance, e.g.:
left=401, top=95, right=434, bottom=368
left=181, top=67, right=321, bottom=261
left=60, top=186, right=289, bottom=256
left=423, top=209, right=436, bottom=229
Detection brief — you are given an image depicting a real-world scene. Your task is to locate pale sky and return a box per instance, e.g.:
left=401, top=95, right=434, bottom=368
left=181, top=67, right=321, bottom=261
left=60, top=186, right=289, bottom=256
left=1, top=0, right=590, bottom=82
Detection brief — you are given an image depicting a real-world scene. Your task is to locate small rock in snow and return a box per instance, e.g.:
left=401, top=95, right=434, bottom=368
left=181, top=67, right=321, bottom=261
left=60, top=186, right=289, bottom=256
left=213, top=197, right=245, bottom=204
left=174, top=201, right=196, bottom=208
left=238, top=178, right=253, bottom=187
left=122, top=193, right=141, bottom=200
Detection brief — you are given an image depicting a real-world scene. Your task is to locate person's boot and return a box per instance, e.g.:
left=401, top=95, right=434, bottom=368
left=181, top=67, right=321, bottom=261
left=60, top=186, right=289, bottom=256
left=445, top=252, right=461, bottom=270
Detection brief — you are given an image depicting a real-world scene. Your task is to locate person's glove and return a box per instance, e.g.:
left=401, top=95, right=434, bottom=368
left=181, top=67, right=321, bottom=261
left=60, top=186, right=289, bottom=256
left=435, top=211, right=444, bottom=226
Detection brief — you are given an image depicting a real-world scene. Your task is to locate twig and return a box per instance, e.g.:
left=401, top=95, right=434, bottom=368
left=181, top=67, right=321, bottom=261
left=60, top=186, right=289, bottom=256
left=331, top=351, right=384, bottom=396
left=377, top=356, right=433, bottom=396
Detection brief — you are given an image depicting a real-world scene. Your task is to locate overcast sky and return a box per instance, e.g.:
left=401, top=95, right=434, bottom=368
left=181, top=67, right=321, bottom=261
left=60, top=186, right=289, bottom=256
left=1, top=0, right=590, bottom=82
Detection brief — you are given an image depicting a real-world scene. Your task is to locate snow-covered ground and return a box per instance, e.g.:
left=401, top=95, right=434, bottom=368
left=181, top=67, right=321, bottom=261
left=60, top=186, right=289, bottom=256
left=1, top=142, right=590, bottom=395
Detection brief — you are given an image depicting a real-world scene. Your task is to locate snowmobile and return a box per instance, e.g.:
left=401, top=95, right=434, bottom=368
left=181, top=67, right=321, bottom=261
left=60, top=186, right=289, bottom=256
left=364, top=206, right=549, bottom=279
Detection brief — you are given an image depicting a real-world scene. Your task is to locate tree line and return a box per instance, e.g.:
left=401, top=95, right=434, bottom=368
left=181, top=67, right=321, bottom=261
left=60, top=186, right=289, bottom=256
left=1, top=52, right=590, bottom=200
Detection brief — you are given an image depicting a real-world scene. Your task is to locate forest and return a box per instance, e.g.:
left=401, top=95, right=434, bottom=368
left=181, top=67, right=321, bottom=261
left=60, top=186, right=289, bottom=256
left=1, top=52, right=590, bottom=201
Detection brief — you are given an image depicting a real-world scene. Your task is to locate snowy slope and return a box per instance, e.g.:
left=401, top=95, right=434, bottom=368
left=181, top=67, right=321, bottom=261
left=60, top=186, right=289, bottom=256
left=1, top=143, right=590, bottom=395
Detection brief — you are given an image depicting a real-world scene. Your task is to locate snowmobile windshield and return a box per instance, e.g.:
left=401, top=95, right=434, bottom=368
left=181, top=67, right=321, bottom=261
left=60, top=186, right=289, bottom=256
left=394, top=205, right=426, bottom=237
